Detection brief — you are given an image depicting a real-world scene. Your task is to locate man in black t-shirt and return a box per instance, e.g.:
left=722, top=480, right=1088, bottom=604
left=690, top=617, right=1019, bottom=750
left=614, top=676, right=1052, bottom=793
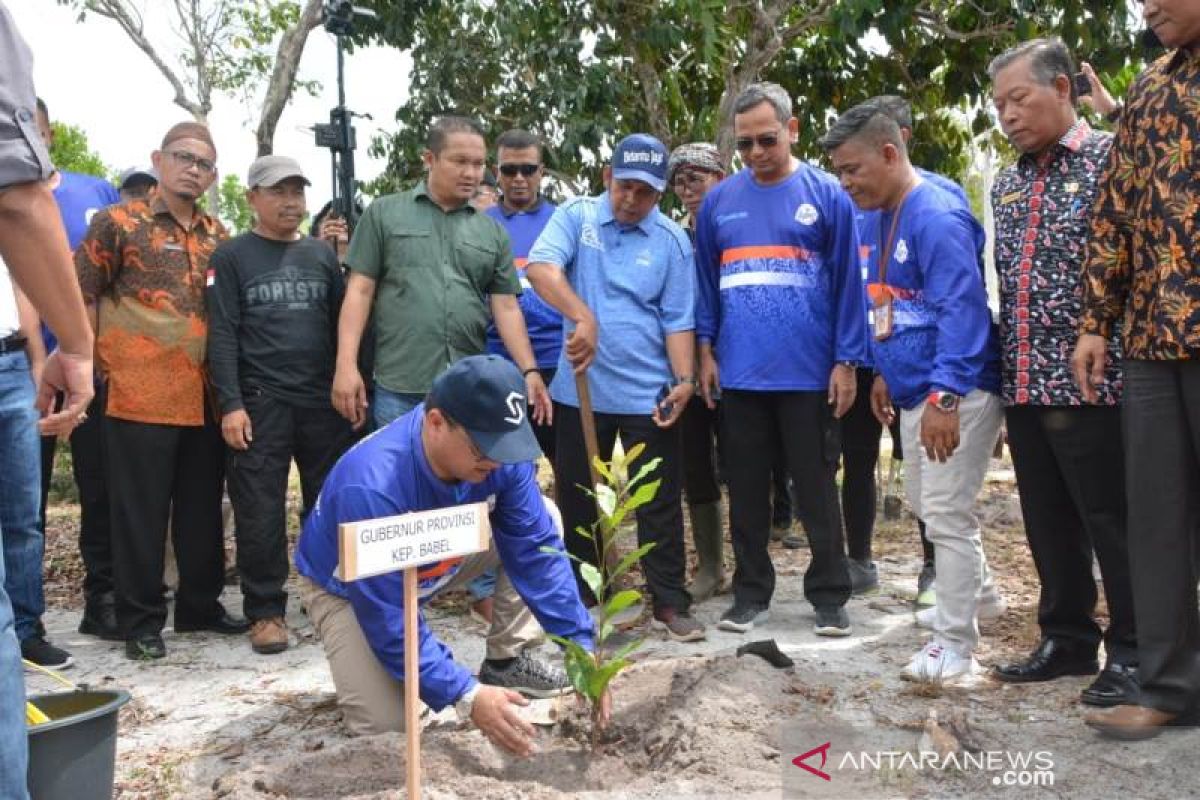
left=206, top=155, right=356, bottom=655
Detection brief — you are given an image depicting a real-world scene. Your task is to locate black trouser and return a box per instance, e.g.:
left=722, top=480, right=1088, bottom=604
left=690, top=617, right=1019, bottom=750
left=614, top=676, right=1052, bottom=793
left=38, top=433, right=54, bottom=528
left=1006, top=404, right=1136, bottom=664
left=889, top=417, right=934, bottom=562
left=679, top=395, right=720, bottom=506
left=105, top=411, right=226, bottom=638
left=771, top=443, right=794, bottom=527
left=1121, top=359, right=1200, bottom=713
left=842, top=368, right=882, bottom=561
left=72, top=385, right=113, bottom=600
left=553, top=402, right=689, bottom=612
left=227, top=391, right=356, bottom=621
left=532, top=367, right=557, bottom=465
left=722, top=389, right=850, bottom=609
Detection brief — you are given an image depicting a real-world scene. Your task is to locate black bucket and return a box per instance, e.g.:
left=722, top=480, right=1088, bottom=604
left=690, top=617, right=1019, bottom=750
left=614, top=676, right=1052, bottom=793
left=26, top=689, right=131, bottom=800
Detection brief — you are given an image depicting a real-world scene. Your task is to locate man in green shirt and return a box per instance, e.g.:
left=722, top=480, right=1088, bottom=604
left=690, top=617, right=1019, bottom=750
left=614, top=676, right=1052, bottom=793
left=332, top=116, right=549, bottom=430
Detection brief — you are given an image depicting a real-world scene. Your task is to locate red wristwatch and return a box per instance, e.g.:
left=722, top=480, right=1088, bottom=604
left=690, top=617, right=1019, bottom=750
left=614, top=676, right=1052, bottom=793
left=927, top=391, right=961, bottom=412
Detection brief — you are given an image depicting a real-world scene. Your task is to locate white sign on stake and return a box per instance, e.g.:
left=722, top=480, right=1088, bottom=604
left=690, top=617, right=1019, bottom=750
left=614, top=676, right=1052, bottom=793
left=337, top=500, right=492, bottom=800
left=337, top=501, right=492, bottom=582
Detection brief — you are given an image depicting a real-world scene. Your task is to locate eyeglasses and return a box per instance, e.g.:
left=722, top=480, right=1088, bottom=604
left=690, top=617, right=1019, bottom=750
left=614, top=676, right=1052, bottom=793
left=498, top=163, right=541, bottom=177
left=168, top=150, right=216, bottom=175
left=734, top=132, right=783, bottom=152
left=672, top=171, right=711, bottom=192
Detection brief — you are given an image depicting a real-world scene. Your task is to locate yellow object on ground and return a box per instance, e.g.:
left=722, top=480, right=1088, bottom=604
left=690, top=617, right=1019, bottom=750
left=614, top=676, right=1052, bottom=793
left=26, top=701, right=50, bottom=726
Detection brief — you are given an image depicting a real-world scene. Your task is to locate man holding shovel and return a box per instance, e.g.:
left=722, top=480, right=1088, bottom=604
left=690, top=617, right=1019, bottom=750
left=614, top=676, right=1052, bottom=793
left=526, top=133, right=705, bottom=643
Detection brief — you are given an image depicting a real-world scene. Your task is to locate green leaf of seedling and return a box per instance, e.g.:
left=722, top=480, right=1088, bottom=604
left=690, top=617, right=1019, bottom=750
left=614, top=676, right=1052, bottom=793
left=599, top=621, right=613, bottom=643
left=580, top=562, right=604, bottom=600
left=573, top=525, right=594, bottom=542
left=623, top=442, right=646, bottom=466
left=587, top=657, right=631, bottom=699
left=591, top=456, right=613, bottom=483
left=627, top=456, right=663, bottom=491
left=604, top=589, right=642, bottom=618
left=610, top=636, right=645, bottom=663
left=595, top=483, right=617, bottom=517
left=610, top=542, right=656, bottom=582
left=625, top=478, right=662, bottom=513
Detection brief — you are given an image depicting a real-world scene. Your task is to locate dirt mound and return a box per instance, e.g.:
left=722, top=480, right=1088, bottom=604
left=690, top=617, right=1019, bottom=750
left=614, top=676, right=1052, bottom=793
left=212, top=653, right=811, bottom=799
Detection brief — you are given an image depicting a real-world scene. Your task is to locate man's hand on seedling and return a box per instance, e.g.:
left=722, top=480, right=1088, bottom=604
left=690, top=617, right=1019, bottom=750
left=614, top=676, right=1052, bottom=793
left=471, top=685, right=538, bottom=757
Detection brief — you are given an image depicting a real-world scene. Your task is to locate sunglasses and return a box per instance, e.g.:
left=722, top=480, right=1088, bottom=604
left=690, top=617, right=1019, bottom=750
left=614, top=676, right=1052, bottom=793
left=734, top=132, right=784, bottom=152
left=168, top=150, right=216, bottom=174
left=498, top=163, right=541, bottom=177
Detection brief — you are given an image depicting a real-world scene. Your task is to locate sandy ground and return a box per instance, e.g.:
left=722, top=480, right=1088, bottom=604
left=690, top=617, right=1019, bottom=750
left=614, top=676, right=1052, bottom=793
left=31, top=456, right=1200, bottom=799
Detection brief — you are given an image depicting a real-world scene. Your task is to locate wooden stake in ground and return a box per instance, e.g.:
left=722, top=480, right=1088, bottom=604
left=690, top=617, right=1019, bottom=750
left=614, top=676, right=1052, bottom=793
left=574, top=371, right=601, bottom=489
left=337, top=502, right=492, bottom=800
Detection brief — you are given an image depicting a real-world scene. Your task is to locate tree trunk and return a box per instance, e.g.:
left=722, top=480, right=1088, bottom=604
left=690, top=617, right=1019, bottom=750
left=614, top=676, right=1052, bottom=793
left=255, top=0, right=324, bottom=157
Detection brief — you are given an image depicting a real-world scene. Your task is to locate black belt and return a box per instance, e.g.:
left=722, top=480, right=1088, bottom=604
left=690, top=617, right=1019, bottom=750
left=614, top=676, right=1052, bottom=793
left=0, top=334, right=27, bottom=355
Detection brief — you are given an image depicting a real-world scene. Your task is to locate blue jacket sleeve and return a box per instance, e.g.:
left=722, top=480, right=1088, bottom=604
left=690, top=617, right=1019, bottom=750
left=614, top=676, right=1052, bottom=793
left=917, top=210, right=993, bottom=396
left=827, top=187, right=869, bottom=364
left=659, top=230, right=695, bottom=335
left=693, top=191, right=721, bottom=346
left=490, top=465, right=595, bottom=652
left=332, top=484, right=477, bottom=711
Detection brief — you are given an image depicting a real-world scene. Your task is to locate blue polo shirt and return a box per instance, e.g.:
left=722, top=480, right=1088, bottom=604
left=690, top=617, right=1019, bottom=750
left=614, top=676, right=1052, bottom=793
left=528, top=193, right=695, bottom=415
left=294, top=405, right=594, bottom=711
left=485, top=198, right=562, bottom=368
left=860, top=181, right=1000, bottom=410
left=44, top=170, right=119, bottom=351
left=694, top=164, right=867, bottom=390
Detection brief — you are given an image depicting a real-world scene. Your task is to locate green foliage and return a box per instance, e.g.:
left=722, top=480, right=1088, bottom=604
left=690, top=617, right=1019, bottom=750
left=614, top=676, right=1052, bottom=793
left=540, top=441, right=660, bottom=747
left=48, top=122, right=109, bottom=179
left=218, top=174, right=255, bottom=234
left=353, top=0, right=1140, bottom=195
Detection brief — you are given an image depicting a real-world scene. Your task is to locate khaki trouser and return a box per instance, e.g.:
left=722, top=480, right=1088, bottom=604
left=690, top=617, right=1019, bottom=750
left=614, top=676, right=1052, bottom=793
left=300, top=497, right=561, bottom=735
left=900, top=389, right=1003, bottom=656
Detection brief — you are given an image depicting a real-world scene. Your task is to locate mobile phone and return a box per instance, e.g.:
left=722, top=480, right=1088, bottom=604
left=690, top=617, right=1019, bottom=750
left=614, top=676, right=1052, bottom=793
left=656, top=382, right=675, bottom=418
left=1073, top=72, right=1092, bottom=97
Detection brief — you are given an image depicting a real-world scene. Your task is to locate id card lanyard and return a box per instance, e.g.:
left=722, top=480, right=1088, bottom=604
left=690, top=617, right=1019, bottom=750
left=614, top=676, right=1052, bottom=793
left=874, top=181, right=918, bottom=341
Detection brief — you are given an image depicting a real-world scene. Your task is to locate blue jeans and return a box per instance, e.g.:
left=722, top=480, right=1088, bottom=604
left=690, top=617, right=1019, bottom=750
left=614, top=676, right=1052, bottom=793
left=372, top=386, right=425, bottom=429
left=0, top=550, right=29, bottom=799
left=0, top=350, right=43, bottom=643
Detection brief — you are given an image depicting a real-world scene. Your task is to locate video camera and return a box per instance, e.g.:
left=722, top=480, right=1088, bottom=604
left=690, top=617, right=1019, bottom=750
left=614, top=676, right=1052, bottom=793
left=313, top=1, right=375, bottom=231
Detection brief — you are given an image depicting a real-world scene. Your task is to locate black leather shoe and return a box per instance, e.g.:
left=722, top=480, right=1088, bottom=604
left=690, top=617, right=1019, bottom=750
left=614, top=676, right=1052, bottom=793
left=174, top=611, right=251, bottom=635
left=125, top=634, right=166, bottom=660
left=79, top=595, right=122, bottom=641
left=991, top=639, right=1098, bottom=683
left=1081, top=663, right=1140, bottom=707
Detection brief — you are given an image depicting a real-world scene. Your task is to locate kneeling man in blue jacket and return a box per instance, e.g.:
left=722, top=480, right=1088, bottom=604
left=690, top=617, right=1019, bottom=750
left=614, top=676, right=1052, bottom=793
left=296, top=354, right=596, bottom=756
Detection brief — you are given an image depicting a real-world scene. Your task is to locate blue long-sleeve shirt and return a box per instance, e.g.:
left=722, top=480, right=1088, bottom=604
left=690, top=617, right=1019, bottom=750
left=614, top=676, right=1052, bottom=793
left=694, top=164, right=867, bottom=390
left=861, top=180, right=1000, bottom=409
left=294, top=406, right=594, bottom=711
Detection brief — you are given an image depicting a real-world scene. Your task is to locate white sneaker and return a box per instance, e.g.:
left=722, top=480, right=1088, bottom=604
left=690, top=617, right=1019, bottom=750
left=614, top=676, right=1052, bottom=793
left=901, top=640, right=981, bottom=683
left=914, top=592, right=1007, bottom=629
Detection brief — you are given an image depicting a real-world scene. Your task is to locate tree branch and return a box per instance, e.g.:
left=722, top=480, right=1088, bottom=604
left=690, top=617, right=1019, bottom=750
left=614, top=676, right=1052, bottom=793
left=255, top=0, right=324, bottom=156
left=85, top=0, right=205, bottom=117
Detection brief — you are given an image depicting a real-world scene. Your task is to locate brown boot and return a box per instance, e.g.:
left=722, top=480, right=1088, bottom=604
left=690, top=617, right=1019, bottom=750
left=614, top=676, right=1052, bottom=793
left=249, top=617, right=289, bottom=655
left=1084, top=704, right=1180, bottom=740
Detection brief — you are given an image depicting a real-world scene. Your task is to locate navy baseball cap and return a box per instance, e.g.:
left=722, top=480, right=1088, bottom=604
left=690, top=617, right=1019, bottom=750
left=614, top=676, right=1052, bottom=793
left=428, top=355, right=541, bottom=464
left=612, top=133, right=668, bottom=192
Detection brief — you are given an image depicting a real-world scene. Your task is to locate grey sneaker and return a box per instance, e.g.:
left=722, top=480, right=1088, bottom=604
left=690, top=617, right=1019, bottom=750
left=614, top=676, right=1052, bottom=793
left=651, top=608, right=706, bottom=642
left=849, top=559, right=879, bottom=595
left=813, top=606, right=851, bottom=637
left=478, top=651, right=570, bottom=698
left=717, top=603, right=770, bottom=633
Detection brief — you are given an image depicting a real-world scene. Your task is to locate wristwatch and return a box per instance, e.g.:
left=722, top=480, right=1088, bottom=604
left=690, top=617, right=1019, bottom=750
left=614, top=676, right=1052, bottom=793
left=674, top=376, right=698, bottom=387
left=836, top=360, right=858, bottom=369
left=455, top=683, right=481, bottom=722
left=927, top=391, right=961, bottom=412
